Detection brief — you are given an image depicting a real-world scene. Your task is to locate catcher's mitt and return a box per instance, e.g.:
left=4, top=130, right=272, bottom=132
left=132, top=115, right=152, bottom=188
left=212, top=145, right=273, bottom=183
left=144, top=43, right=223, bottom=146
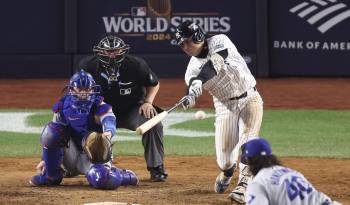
left=82, top=132, right=112, bottom=163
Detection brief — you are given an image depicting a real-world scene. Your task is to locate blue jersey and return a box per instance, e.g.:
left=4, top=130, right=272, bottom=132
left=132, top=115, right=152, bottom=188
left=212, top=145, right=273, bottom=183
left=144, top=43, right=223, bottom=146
left=52, top=95, right=115, bottom=149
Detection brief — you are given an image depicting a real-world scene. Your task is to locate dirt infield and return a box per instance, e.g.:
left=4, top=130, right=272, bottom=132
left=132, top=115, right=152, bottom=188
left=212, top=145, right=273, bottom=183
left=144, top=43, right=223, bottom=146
left=0, top=157, right=349, bottom=205
left=0, top=78, right=350, bottom=204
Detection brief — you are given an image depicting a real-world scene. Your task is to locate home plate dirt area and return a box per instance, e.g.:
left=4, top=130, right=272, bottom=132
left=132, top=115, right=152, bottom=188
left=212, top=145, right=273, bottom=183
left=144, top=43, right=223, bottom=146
left=0, top=78, right=349, bottom=204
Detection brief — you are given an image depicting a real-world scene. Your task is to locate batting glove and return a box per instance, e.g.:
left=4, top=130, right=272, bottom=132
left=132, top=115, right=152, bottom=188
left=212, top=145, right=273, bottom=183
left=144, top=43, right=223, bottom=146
left=181, top=95, right=196, bottom=110
left=189, top=79, right=203, bottom=97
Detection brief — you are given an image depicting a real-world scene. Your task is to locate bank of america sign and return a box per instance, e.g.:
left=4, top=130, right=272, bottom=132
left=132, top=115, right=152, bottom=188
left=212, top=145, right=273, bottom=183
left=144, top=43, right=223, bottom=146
left=290, top=0, right=350, bottom=33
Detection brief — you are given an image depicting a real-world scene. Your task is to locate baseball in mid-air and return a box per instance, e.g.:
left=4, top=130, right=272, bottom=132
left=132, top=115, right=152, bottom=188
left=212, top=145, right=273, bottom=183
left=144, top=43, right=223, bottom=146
left=194, top=110, right=206, bottom=120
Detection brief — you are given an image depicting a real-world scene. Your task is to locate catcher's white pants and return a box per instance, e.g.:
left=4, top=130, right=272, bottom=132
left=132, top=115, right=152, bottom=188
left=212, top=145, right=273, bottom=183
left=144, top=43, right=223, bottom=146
left=214, top=90, right=263, bottom=172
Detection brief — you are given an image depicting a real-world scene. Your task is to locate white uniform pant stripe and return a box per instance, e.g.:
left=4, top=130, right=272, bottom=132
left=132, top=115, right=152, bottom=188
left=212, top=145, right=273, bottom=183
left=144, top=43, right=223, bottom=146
left=238, top=93, right=263, bottom=182
left=215, top=92, right=263, bottom=172
left=215, top=108, right=239, bottom=171
left=241, top=93, right=263, bottom=139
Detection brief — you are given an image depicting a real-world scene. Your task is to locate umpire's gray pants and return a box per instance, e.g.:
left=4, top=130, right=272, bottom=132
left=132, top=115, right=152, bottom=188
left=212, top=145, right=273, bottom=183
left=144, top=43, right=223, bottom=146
left=117, top=103, right=164, bottom=169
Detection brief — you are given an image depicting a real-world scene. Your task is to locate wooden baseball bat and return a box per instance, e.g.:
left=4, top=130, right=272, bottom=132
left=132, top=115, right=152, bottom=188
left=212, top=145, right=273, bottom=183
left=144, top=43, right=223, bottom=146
left=135, top=97, right=187, bottom=135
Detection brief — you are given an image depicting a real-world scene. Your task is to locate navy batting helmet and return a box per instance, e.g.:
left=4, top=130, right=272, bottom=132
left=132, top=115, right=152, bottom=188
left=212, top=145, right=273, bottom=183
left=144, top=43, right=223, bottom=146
left=175, top=20, right=206, bottom=45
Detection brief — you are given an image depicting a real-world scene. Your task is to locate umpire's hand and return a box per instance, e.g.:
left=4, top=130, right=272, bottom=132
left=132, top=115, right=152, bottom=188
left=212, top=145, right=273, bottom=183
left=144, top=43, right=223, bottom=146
left=139, top=102, right=158, bottom=119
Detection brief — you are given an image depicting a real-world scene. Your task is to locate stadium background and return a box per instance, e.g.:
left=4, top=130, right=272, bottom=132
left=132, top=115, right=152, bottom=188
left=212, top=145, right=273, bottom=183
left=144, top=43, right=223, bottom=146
left=0, top=0, right=349, bottom=204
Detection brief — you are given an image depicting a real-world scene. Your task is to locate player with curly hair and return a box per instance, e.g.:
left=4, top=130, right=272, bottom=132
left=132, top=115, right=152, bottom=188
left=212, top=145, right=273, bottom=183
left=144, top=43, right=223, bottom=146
left=241, top=138, right=342, bottom=205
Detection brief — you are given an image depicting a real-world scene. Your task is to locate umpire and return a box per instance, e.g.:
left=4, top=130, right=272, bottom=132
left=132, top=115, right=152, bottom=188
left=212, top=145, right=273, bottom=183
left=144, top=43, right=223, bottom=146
left=79, top=34, right=167, bottom=182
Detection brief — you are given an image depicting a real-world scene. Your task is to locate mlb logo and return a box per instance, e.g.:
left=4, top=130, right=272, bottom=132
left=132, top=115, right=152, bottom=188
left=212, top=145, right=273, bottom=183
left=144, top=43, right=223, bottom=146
left=120, top=88, right=132, bottom=95
left=131, top=7, right=147, bottom=16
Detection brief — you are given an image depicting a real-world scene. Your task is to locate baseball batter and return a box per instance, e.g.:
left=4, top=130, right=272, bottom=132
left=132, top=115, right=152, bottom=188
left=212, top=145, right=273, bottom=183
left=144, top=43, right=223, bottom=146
left=241, top=138, right=342, bottom=205
left=175, top=20, right=263, bottom=203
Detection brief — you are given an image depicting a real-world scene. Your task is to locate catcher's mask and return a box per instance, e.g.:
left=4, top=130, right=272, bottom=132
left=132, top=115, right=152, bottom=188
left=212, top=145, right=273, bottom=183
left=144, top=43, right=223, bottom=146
left=175, top=20, right=206, bottom=45
left=67, top=70, right=100, bottom=113
left=93, top=34, right=130, bottom=77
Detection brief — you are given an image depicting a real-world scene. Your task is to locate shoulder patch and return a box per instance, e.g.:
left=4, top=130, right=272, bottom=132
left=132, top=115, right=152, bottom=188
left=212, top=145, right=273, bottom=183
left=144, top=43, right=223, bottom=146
left=214, top=44, right=225, bottom=50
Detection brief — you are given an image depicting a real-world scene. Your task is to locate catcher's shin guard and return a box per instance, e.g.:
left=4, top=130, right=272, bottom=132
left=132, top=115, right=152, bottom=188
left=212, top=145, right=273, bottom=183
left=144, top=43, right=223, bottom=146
left=29, top=173, right=63, bottom=186
left=86, top=164, right=138, bottom=189
left=119, top=168, right=139, bottom=186
left=39, top=122, right=66, bottom=182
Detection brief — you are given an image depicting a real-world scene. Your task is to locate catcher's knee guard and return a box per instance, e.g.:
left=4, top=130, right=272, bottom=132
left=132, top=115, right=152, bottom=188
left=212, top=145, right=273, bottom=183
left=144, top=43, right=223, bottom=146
left=40, top=122, right=68, bottom=148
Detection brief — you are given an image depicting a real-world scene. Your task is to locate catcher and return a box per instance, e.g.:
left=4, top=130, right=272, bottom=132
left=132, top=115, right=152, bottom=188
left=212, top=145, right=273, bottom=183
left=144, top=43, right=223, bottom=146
left=29, top=70, right=138, bottom=189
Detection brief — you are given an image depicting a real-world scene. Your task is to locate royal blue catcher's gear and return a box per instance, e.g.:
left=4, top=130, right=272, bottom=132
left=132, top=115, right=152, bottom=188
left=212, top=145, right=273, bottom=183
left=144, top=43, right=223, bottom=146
left=29, top=122, right=67, bottom=186
left=86, top=164, right=139, bottom=190
left=67, top=69, right=101, bottom=114
left=40, top=122, right=69, bottom=148
left=52, top=95, right=113, bottom=149
left=175, top=20, right=206, bottom=45
left=29, top=170, right=63, bottom=186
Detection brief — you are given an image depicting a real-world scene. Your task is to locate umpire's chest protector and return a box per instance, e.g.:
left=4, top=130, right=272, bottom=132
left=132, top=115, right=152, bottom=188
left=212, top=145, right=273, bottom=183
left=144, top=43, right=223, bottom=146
left=96, top=56, right=158, bottom=113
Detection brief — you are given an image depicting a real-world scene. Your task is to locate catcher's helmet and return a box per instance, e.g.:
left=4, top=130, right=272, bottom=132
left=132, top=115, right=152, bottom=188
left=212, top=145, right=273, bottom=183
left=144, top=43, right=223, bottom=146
left=93, top=34, right=130, bottom=72
left=175, top=20, right=206, bottom=45
left=67, top=70, right=100, bottom=113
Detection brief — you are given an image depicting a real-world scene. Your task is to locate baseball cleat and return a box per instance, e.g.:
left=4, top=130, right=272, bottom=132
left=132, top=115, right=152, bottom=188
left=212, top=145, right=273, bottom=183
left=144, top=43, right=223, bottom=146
left=214, top=172, right=232, bottom=193
left=150, top=171, right=168, bottom=182
left=228, top=181, right=248, bottom=204
left=149, top=165, right=168, bottom=182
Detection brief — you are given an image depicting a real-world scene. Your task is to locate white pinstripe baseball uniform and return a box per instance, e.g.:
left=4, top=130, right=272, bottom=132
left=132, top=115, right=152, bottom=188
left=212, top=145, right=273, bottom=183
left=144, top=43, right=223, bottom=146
left=246, top=166, right=342, bottom=205
left=185, top=34, right=263, bottom=185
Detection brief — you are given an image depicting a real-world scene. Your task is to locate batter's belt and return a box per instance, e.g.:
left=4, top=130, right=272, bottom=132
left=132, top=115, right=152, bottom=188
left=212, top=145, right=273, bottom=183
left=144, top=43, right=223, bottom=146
left=229, top=87, right=257, bottom=100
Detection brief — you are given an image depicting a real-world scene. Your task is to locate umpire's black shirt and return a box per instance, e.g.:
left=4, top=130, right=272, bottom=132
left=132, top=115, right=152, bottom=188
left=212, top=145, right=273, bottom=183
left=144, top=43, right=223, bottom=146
left=79, top=55, right=159, bottom=116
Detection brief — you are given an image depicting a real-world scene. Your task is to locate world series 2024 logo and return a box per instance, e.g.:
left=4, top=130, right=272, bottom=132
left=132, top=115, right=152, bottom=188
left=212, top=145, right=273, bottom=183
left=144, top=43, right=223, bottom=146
left=289, top=0, right=350, bottom=33
left=102, top=0, right=231, bottom=44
